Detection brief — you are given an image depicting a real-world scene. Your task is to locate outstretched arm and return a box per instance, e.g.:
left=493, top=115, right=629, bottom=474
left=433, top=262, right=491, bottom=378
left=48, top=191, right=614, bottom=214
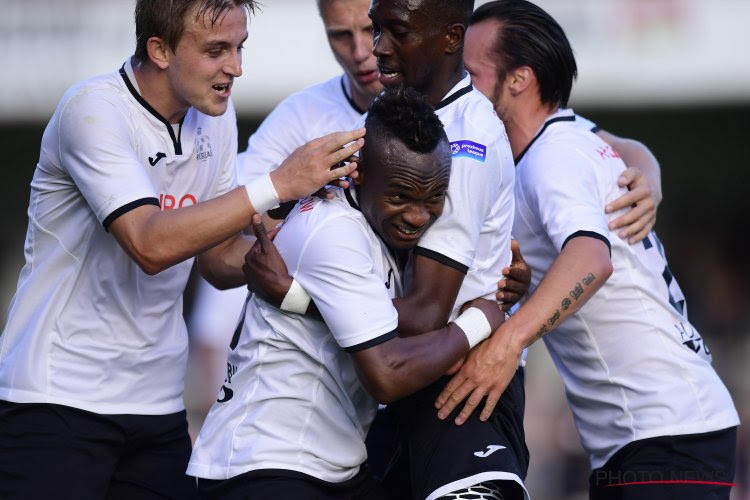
left=435, top=236, right=612, bottom=424
left=110, top=129, right=364, bottom=277
left=598, top=129, right=662, bottom=244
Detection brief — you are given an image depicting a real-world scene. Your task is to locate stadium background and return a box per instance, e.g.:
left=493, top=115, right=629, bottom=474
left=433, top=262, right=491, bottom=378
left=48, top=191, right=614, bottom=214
left=1, top=1, right=747, bottom=498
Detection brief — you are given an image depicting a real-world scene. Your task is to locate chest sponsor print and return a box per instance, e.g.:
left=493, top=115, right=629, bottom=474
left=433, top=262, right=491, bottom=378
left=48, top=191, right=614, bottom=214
left=450, top=140, right=487, bottom=164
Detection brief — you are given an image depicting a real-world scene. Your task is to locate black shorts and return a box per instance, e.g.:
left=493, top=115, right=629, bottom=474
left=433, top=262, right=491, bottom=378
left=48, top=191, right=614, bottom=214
left=196, top=467, right=388, bottom=500
left=368, top=369, right=529, bottom=500
left=589, top=426, right=737, bottom=500
left=0, top=400, right=197, bottom=500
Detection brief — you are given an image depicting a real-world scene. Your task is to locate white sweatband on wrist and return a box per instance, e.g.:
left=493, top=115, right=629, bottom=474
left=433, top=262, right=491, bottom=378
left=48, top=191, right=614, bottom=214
left=452, top=307, right=493, bottom=349
left=280, top=278, right=311, bottom=315
left=244, top=173, right=280, bottom=215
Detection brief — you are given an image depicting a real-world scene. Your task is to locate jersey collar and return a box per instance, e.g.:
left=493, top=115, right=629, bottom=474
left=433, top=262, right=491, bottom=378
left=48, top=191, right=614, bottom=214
left=120, top=58, right=185, bottom=155
left=434, top=73, right=473, bottom=111
left=514, top=108, right=577, bottom=164
left=340, top=76, right=367, bottom=115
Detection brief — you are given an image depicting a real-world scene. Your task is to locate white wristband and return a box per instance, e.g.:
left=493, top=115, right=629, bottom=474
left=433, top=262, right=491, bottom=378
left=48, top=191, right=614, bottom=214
left=280, top=278, right=311, bottom=315
left=452, top=307, right=493, bottom=349
left=244, top=173, right=280, bottom=215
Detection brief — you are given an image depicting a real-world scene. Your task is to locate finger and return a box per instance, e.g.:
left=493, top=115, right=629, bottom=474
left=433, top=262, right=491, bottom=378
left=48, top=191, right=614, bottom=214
left=436, top=373, right=465, bottom=408
left=328, top=161, right=358, bottom=182
left=627, top=219, right=655, bottom=245
left=454, top=387, right=487, bottom=425
left=606, top=189, right=640, bottom=213
left=327, top=178, right=351, bottom=189
left=499, top=274, right=527, bottom=295
left=436, top=380, right=475, bottom=420
left=327, top=138, right=365, bottom=166
left=318, top=128, right=366, bottom=152
left=608, top=200, right=651, bottom=230
left=479, top=390, right=503, bottom=422
left=616, top=167, right=638, bottom=188
left=266, top=226, right=281, bottom=241
left=252, top=214, right=270, bottom=248
left=313, top=187, right=330, bottom=200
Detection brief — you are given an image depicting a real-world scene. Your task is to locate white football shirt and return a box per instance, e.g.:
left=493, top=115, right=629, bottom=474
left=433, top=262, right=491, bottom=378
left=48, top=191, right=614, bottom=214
left=0, top=58, right=238, bottom=415
left=188, top=188, right=402, bottom=482
left=512, top=108, right=739, bottom=468
left=418, top=74, right=515, bottom=320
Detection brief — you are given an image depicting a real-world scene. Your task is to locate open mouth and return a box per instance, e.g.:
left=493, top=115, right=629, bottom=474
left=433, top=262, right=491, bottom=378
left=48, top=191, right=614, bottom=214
left=212, top=83, right=231, bottom=95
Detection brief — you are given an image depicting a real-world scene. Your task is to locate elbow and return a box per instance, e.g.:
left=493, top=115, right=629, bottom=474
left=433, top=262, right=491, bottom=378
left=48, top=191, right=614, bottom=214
left=129, top=245, right=173, bottom=276
left=363, top=378, right=402, bottom=405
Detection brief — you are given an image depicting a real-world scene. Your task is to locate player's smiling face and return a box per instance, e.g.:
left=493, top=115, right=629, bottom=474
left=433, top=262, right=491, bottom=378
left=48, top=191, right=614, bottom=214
left=321, top=0, right=382, bottom=105
left=369, top=0, right=446, bottom=96
left=165, top=4, right=248, bottom=120
left=358, top=137, right=451, bottom=250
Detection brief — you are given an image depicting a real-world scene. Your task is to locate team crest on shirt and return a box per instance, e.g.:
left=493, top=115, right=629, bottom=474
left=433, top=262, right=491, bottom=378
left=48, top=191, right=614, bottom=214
left=195, top=127, right=213, bottom=161
left=450, top=140, right=486, bottom=163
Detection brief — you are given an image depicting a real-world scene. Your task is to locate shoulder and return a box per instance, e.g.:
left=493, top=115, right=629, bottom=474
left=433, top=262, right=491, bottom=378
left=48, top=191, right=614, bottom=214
left=276, top=75, right=348, bottom=114
left=57, top=72, right=132, bottom=122
left=441, top=90, right=506, bottom=143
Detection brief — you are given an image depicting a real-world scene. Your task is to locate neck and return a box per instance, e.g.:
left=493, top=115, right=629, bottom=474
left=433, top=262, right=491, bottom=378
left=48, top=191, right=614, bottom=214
left=424, top=59, right=465, bottom=107
left=502, top=98, right=557, bottom=158
left=345, top=76, right=377, bottom=113
left=132, top=58, right=189, bottom=124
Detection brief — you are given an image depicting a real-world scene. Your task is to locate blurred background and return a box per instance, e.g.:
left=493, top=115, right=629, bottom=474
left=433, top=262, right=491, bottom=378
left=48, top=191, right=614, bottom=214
left=1, top=1, right=748, bottom=498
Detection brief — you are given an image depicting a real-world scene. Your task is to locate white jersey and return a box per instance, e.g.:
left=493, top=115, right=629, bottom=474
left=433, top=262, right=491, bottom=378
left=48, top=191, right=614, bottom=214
left=188, top=188, right=402, bottom=482
left=512, top=108, right=739, bottom=468
left=0, top=58, right=238, bottom=415
left=187, top=75, right=364, bottom=348
left=418, top=74, right=515, bottom=320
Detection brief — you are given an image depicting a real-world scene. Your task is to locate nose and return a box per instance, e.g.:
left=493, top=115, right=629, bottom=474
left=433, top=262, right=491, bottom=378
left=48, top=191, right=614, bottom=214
left=225, top=49, right=243, bottom=78
left=353, top=32, right=373, bottom=64
left=402, top=203, right=430, bottom=229
left=372, top=31, right=390, bottom=59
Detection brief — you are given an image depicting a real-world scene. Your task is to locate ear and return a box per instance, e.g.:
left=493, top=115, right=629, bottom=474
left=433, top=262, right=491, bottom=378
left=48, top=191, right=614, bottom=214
left=146, top=37, right=171, bottom=70
left=507, top=66, right=534, bottom=96
left=444, top=23, right=465, bottom=55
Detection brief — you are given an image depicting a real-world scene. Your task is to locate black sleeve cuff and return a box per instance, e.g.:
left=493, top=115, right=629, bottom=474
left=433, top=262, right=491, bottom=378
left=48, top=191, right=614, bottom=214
left=345, top=329, right=398, bottom=353
left=266, top=200, right=298, bottom=220
left=562, top=230, right=611, bottom=255
left=103, top=197, right=160, bottom=231
left=414, top=247, right=469, bottom=275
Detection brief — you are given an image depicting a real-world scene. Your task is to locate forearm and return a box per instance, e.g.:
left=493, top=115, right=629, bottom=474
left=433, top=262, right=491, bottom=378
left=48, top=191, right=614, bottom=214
left=118, top=187, right=256, bottom=274
left=497, top=237, right=612, bottom=353
left=198, top=233, right=254, bottom=289
left=393, top=295, right=451, bottom=335
left=354, top=324, right=469, bottom=403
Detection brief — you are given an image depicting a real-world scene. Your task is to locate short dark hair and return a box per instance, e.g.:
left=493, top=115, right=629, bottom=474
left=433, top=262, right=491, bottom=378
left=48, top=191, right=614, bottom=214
left=426, top=0, right=475, bottom=27
left=471, top=0, right=577, bottom=107
left=365, top=87, right=448, bottom=155
left=134, top=0, right=256, bottom=64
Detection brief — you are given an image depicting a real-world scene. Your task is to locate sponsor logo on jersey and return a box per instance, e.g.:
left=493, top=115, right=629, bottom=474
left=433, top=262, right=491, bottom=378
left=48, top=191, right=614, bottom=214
left=450, top=140, right=486, bottom=163
left=474, top=444, right=506, bottom=458
left=195, top=128, right=213, bottom=161
left=148, top=152, right=167, bottom=166
left=384, top=268, right=394, bottom=289
left=160, top=193, right=197, bottom=210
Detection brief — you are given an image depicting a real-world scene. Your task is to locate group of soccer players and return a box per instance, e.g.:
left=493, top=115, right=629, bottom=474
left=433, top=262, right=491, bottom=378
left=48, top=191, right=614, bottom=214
left=0, top=0, right=739, bottom=499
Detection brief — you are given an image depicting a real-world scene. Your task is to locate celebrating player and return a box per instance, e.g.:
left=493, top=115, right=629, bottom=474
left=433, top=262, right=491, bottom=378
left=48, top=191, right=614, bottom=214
left=437, top=2, right=740, bottom=499
left=0, top=0, right=365, bottom=497
left=188, top=87, right=507, bottom=499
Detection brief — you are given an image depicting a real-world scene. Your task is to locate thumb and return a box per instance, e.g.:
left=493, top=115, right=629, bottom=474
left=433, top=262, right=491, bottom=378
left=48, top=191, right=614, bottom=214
left=252, top=214, right=269, bottom=247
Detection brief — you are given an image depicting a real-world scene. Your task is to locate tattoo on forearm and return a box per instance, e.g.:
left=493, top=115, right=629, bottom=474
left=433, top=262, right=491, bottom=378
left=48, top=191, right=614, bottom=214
left=535, top=272, right=597, bottom=340
left=570, top=282, right=584, bottom=300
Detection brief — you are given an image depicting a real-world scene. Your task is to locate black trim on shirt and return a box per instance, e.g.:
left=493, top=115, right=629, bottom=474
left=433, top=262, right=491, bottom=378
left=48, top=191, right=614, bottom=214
left=344, top=186, right=360, bottom=211
left=103, top=197, right=160, bottom=231
left=340, top=76, right=367, bottom=115
left=590, top=125, right=601, bottom=134
left=344, top=329, right=398, bottom=353
left=119, top=65, right=185, bottom=155
left=562, top=230, right=611, bottom=255
left=434, top=82, right=473, bottom=111
left=514, top=115, right=576, bottom=164
left=414, top=247, right=469, bottom=275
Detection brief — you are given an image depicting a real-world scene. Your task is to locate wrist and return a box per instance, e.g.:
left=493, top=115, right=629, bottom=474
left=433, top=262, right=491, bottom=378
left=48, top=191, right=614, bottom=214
left=268, top=170, right=290, bottom=203
left=245, top=173, right=280, bottom=214
left=452, top=307, right=492, bottom=349
left=279, top=277, right=311, bottom=314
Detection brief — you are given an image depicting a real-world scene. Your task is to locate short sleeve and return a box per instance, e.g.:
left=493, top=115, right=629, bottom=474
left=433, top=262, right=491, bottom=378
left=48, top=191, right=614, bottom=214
left=291, top=215, right=398, bottom=351
left=518, top=141, right=610, bottom=252
left=575, top=114, right=599, bottom=133
left=416, top=137, right=508, bottom=273
left=58, top=90, right=158, bottom=228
